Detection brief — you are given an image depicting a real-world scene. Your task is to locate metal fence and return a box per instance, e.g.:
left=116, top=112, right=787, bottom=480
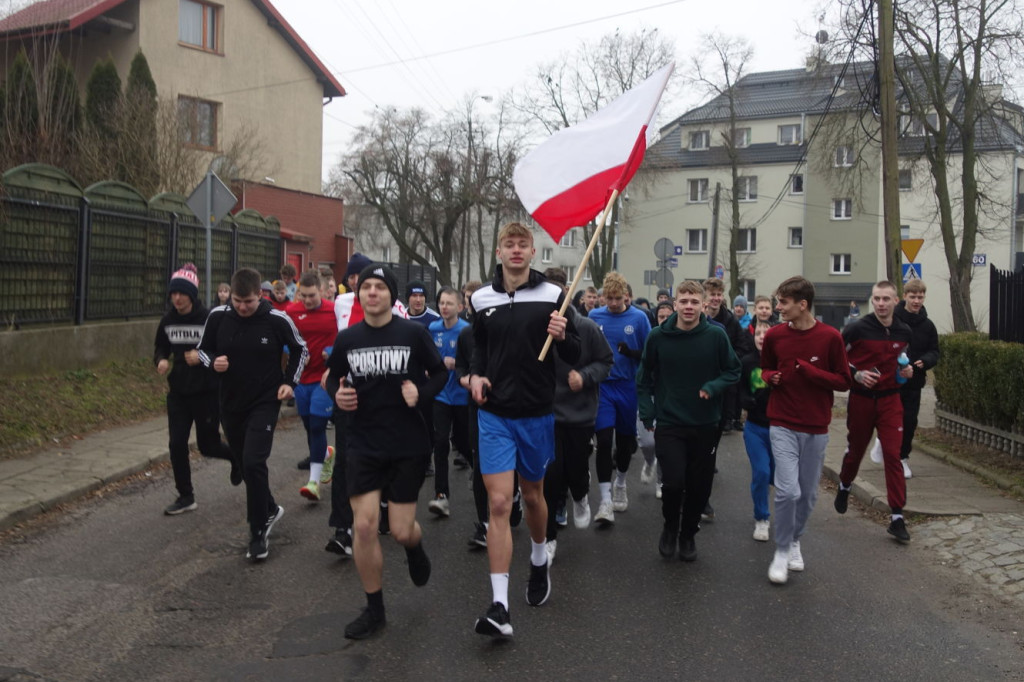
left=990, top=264, right=1024, bottom=344
left=0, top=164, right=282, bottom=328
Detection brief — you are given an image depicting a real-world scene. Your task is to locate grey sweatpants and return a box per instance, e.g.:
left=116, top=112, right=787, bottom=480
left=769, top=426, right=829, bottom=552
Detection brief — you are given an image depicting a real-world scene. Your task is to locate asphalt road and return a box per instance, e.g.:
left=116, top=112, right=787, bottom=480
left=1, top=416, right=1022, bottom=682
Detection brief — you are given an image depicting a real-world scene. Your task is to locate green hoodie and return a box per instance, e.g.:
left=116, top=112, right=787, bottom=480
left=636, top=312, right=741, bottom=429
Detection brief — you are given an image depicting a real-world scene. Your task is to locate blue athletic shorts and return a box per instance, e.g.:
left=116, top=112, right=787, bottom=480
left=596, top=380, right=639, bottom=434
left=294, top=382, right=334, bottom=418
left=477, top=410, right=554, bottom=482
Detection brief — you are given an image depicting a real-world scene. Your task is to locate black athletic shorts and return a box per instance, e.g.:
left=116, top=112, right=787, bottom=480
left=346, top=448, right=427, bottom=503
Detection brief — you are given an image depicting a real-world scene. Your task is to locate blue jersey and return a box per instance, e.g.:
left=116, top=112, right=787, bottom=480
left=430, top=317, right=470, bottom=405
left=589, top=305, right=651, bottom=383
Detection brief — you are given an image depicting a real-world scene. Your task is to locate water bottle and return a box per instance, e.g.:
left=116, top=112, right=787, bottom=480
left=896, top=352, right=910, bottom=385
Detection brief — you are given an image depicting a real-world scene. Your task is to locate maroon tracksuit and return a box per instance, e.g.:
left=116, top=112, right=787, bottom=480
left=839, top=313, right=912, bottom=512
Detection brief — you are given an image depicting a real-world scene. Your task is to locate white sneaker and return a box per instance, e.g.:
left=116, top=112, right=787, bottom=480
left=788, top=541, right=805, bottom=572
left=869, top=437, right=883, bottom=464
left=768, top=550, right=789, bottom=584
left=572, top=495, right=591, bottom=529
left=640, top=460, right=655, bottom=485
left=902, top=459, right=913, bottom=479
left=594, top=499, right=615, bottom=525
left=612, top=483, right=628, bottom=512
left=753, top=520, right=770, bottom=542
left=545, top=539, right=557, bottom=565
left=655, top=484, right=663, bottom=499
left=428, top=494, right=450, bottom=517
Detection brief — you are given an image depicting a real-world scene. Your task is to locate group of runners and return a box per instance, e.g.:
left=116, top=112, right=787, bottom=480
left=153, top=221, right=939, bottom=639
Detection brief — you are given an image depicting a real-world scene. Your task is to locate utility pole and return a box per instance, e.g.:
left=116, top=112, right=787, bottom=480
left=878, top=0, right=903, bottom=292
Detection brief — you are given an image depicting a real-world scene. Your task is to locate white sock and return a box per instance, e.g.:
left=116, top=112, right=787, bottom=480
left=840, top=483, right=851, bottom=491
left=531, top=540, right=547, bottom=566
left=490, top=573, right=509, bottom=608
left=309, top=463, right=323, bottom=482
left=891, top=513, right=903, bottom=521
left=599, top=482, right=612, bottom=502
left=614, top=471, right=627, bottom=487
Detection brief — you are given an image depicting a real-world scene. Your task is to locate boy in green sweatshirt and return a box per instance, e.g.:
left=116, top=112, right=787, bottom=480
left=637, top=280, right=741, bottom=562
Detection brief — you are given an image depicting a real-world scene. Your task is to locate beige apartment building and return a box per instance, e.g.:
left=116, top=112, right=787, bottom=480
left=0, top=0, right=344, bottom=194
left=622, top=63, right=1024, bottom=333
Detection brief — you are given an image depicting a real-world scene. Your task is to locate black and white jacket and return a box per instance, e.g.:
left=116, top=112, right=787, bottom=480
left=470, top=266, right=580, bottom=419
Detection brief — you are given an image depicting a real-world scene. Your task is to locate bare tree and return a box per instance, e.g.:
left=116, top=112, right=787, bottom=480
left=688, top=32, right=755, bottom=299
left=512, top=27, right=676, bottom=286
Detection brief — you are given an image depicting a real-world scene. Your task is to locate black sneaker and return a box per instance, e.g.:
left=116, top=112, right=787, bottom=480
left=265, top=505, right=285, bottom=539
left=700, top=502, right=715, bottom=523
left=378, top=503, right=390, bottom=535
left=658, top=524, right=678, bottom=558
left=555, top=501, right=568, bottom=528
left=229, top=458, right=243, bottom=487
left=247, top=531, right=268, bottom=561
left=468, top=522, right=488, bottom=549
left=164, top=496, right=197, bottom=516
left=510, top=492, right=523, bottom=528
left=406, top=543, right=431, bottom=587
left=344, top=607, right=385, bottom=640
left=887, top=517, right=911, bottom=542
left=453, top=453, right=469, bottom=469
left=525, top=557, right=551, bottom=606
left=834, top=488, right=850, bottom=514
left=296, top=457, right=310, bottom=470
left=325, top=528, right=353, bottom=557
left=475, top=601, right=513, bottom=638
left=679, top=535, right=697, bottom=562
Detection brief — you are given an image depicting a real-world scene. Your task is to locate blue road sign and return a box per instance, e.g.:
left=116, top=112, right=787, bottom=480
left=902, top=263, right=922, bottom=282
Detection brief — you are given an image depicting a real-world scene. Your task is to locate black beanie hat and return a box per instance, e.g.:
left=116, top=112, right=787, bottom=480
left=357, top=263, right=399, bottom=307
left=405, top=279, right=426, bottom=300
left=345, top=252, right=373, bottom=280
left=169, top=263, right=200, bottom=301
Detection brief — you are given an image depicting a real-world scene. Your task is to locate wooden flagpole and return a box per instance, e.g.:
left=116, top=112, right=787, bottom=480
left=537, top=188, right=620, bottom=361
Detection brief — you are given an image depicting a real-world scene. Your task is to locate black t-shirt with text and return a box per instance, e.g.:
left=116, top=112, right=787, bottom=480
left=326, top=317, right=445, bottom=457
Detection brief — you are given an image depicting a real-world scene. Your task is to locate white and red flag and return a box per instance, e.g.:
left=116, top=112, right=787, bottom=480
left=513, top=62, right=674, bottom=242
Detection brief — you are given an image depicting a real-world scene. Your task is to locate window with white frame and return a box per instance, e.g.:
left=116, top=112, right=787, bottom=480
left=737, top=176, right=758, bottom=201
left=737, top=228, right=756, bottom=253
left=733, top=127, right=751, bottom=148
left=832, top=198, right=853, bottom=220
left=541, top=247, right=553, bottom=263
left=900, top=112, right=938, bottom=137
left=559, top=230, right=576, bottom=247
left=564, top=265, right=575, bottom=281
left=830, top=253, right=852, bottom=275
left=688, top=178, right=709, bottom=202
left=739, top=279, right=756, bottom=300
left=686, top=228, right=708, bottom=253
left=834, top=145, right=855, bottom=167
left=584, top=265, right=592, bottom=281
left=898, top=169, right=912, bottom=191
left=788, top=227, right=803, bottom=248
left=778, top=124, right=802, bottom=145
left=690, top=130, right=710, bottom=150
left=790, top=174, right=804, bottom=194
left=177, top=96, right=218, bottom=149
left=179, top=0, right=220, bottom=52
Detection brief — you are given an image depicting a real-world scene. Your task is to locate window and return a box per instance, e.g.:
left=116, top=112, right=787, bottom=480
left=179, top=0, right=220, bottom=52
left=900, top=112, right=938, bottom=137
left=832, top=198, right=852, bottom=220
left=690, top=130, right=710, bottom=150
left=739, top=279, right=756, bottom=300
left=733, top=127, right=751, bottom=148
left=898, top=169, right=912, bottom=191
left=830, top=253, right=852, bottom=275
left=788, top=227, right=803, bottom=248
left=177, top=96, right=218, bottom=149
left=564, top=265, right=575, bottom=281
left=583, top=266, right=592, bottom=281
left=686, top=229, right=708, bottom=253
left=541, top=247, right=553, bottom=263
left=778, top=124, right=802, bottom=145
left=790, top=174, right=804, bottom=195
left=834, top=146, right=854, bottom=167
left=833, top=75, right=846, bottom=89
left=737, top=176, right=758, bottom=201
left=382, top=246, right=391, bottom=261
left=737, top=228, right=756, bottom=253
left=559, top=230, right=576, bottom=247
left=688, top=178, right=709, bottom=202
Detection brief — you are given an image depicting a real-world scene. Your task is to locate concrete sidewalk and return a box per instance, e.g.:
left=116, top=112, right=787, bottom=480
left=1, top=388, right=1021, bottom=533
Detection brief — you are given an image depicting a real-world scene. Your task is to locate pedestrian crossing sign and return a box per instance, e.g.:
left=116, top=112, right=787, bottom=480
left=902, top=263, right=922, bottom=282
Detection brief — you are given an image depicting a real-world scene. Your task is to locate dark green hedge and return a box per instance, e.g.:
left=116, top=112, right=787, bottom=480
left=934, top=332, right=1024, bottom=431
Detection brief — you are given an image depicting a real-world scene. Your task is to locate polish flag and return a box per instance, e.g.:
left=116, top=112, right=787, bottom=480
left=513, top=63, right=674, bottom=243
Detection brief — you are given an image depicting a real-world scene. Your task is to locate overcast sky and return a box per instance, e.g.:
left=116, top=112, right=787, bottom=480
left=271, top=0, right=831, bottom=181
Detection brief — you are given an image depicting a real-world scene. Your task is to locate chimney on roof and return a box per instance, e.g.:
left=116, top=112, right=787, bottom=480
left=805, top=50, right=828, bottom=74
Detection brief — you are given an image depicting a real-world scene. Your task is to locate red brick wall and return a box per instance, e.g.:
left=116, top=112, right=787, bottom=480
left=232, top=181, right=346, bottom=269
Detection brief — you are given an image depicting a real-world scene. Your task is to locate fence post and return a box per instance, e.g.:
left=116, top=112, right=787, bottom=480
left=169, top=212, right=179, bottom=278
left=74, top=196, right=91, bottom=325
left=230, top=223, right=239, bottom=273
